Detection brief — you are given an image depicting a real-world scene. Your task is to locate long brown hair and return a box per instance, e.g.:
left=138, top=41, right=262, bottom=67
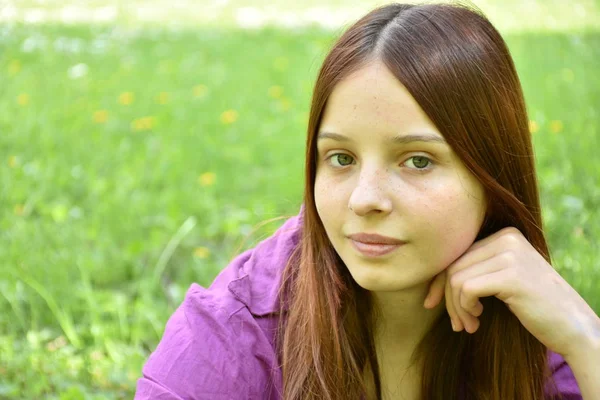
left=276, top=3, right=561, bottom=399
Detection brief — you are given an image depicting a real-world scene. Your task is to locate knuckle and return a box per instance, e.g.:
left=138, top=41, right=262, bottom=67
left=498, top=250, right=515, bottom=264
left=501, top=226, right=520, bottom=236
left=461, top=285, right=478, bottom=308
left=462, top=298, right=476, bottom=312
left=462, top=280, right=477, bottom=295
left=449, top=274, right=463, bottom=290
left=501, top=227, right=522, bottom=245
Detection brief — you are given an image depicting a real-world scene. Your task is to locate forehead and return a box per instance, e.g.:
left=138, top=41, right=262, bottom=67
left=320, top=62, right=440, bottom=140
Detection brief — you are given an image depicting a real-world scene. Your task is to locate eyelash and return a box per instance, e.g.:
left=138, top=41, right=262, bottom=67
left=324, top=153, right=435, bottom=173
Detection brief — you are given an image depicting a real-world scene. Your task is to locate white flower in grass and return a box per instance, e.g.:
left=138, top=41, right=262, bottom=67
left=21, top=34, right=47, bottom=53
left=68, top=63, right=88, bottom=79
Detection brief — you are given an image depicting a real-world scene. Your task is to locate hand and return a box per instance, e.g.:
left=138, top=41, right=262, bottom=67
left=423, top=226, right=600, bottom=360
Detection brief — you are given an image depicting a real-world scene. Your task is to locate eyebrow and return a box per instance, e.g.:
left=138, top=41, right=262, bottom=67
left=317, top=131, right=447, bottom=145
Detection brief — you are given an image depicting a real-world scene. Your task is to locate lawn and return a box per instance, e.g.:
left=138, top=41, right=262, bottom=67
left=0, top=6, right=599, bottom=399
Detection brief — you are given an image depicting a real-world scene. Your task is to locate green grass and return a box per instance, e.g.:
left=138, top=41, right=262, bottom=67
left=0, top=20, right=598, bottom=399
left=4, top=0, right=600, bottom=33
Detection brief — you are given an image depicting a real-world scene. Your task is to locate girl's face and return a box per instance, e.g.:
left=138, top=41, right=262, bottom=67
left=314, top=61, right=488, bottom=293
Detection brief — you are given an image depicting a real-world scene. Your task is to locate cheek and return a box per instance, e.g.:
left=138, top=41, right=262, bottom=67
left=314, top=175, right=327, bottom=213
left=414, top=189, right=485, bottom=265
left=314, top=175, right=341, bottom=226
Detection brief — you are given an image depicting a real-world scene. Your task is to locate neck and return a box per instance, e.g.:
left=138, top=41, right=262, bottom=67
left=371, top=283, right=445, bottom=364
left=364, top=285, right=445, bottom=400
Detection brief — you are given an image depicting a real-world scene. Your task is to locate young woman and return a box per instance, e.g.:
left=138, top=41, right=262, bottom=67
left=135, top=3, right=599, bottom=399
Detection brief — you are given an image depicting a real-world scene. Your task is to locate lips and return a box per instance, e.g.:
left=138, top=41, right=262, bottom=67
left=350, top=239, right=403, bottom=257
left=347, top=233, right=405, bottom=245
left=346, top=233, right=406, bottom=257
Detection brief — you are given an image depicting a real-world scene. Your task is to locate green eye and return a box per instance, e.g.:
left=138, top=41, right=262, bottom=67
left=332, top=154, right=353, bottom=166
left=410, top=156, right=431, bottom=169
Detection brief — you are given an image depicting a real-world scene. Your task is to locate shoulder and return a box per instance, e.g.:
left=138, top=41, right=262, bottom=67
left=135, top=283, right=280, bottom=400
left=221, top=206, right=303, bottom=316
left=545, top=350, right=582, bottom=399
left=134, top=206, right=304, bottom=400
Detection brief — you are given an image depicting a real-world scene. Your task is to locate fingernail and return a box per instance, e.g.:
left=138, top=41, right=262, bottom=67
left=451, top=320, right=457, bottom=332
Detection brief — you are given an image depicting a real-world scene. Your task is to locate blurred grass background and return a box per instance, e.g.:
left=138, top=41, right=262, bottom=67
left=1, top=0, right=599, bottom=398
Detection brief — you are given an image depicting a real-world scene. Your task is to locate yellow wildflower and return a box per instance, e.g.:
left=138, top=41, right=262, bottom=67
left=273, top=56, right=289, bottom=71
left=8, top=60, right=21, bottom=76
left=51, top=204, right=68, bottom=223
left=126, top=370, right=138, bottom=383
left=17, top=93, right=30, bottom=106
left=193, top=84, right=208, bottom=98
left=280, top=97, right=292, bottom=111
left=14, top=204, right=25, bottom=216
left=193, top=247, right=210, bottom=259
left=156, top=92, right=169, bottom=104
left=528, top=120, right=539, bottom=134
left=118, top=92, right=134, bottom=105
left=130, top=116, right=156, bottom=132
left=220, top=109, right=238, bottom=125
left=8, top=155, right=18, bottom=168
left=198, top=172, right=216, bottom=186
left=93, top=110, right=109, bottom=124
left=268, top=85, right=284, bottom=99
left=549, top=120, right=563, bottom=134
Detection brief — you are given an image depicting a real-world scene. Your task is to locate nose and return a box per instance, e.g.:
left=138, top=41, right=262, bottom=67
left=347, top=165, right=393, bottom=215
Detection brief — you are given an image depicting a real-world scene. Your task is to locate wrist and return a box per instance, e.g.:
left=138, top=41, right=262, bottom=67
left=564, top=315, right=600, bottom=364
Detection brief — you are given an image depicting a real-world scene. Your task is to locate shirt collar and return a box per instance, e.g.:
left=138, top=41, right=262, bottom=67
left=227, top=204, right=304, bottom=317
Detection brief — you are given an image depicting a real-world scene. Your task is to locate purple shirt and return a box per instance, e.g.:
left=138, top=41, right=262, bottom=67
left=135, top=205, right=582, bottom=399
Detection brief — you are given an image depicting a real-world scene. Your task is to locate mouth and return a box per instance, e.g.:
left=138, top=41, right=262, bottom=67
left=349, top=239, right=404, bottom=257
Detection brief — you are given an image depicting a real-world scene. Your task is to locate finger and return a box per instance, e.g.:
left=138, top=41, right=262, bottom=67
left=469, top=301, right=484, bottom=317
left=445, top=268, right=462, bottom=332
left=449, top=258, right=504, bottom=333
left=459, top=267, right=517, bottom=310
left=467, top=226, right=519, bottom=254
left=451, top=272, right=480, bottom=333
left=447, top=227, right=522, bottom=277
left=424, top=270, right=447, bottom=309
left=447, top=241, right=496, bottom=277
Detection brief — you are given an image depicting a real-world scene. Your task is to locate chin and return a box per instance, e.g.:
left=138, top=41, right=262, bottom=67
left=343, top=258, right=432, bottom=293
left=345, top=264, right=407, bottom=291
